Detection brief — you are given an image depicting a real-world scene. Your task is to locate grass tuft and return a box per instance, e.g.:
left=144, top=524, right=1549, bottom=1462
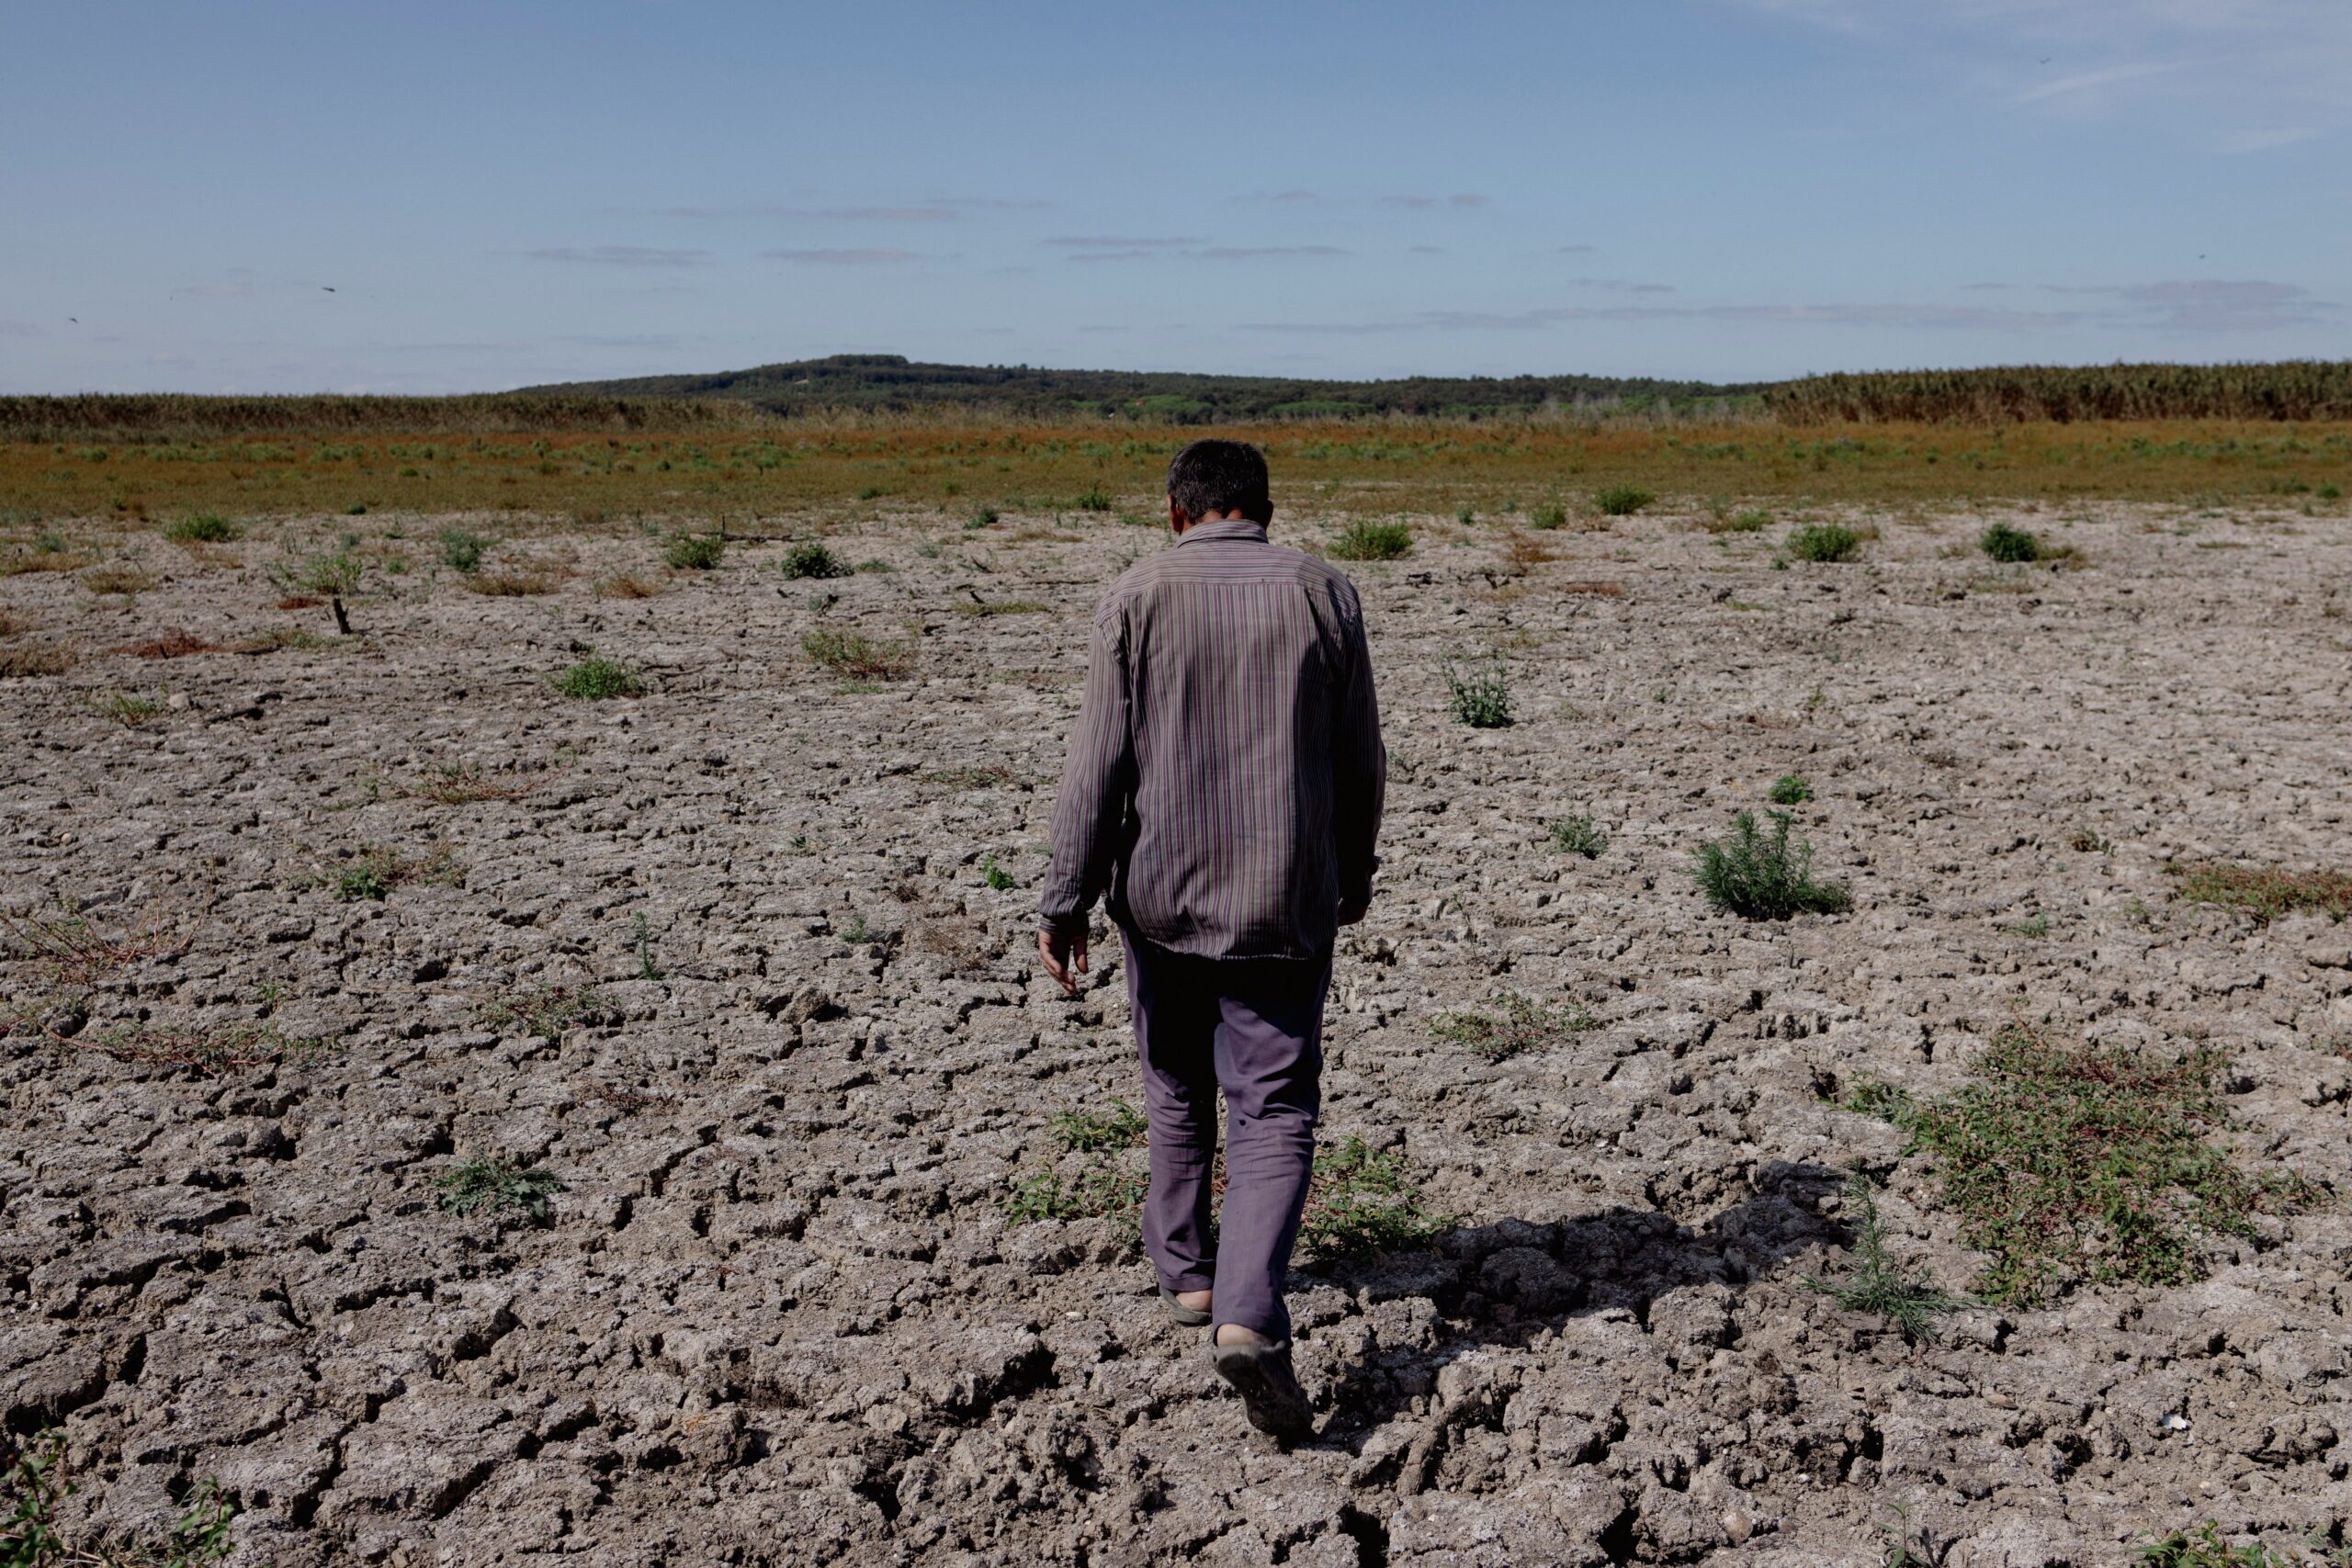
left=1592, top=483, right=1655, bottom=517
left=1804, top=1173, right=1970, bottom=1341
left=478, top=982, right=602, bottom=1043
left=1050, top=1098, right=1147, bottom=1153
left=803, top=627, right=916, bottom=680
left=779, top=541, right=851, bottom=580
left=163, top=512, right=241, bottom=545
left=1299, top=1136, right=1452, bottom=1261
left=662, top=532, right=725, bottom=570
left=1766, top=773, right=1814, bottom=805
left=553, top=656, right=644, bottom=699
left=1848, top=1021, right=2320, bottom=1303
left=1692, top=809, right=1850, bottom=918
left=2171, top=861, right=2352, bottom=924
left=1980, top=523, right=2045, bottom=562
left=1789, top=523, right=1863, bottom=562
left=1328, top=519, right=1414, bottom=561
left=1429, top=992, right=1599, bottom=1061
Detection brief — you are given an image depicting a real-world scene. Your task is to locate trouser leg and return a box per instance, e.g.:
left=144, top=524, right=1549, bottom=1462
left=1209, top=955, right=1331, bottom=1342
left=1124, top=936, right=1218, bottom=1293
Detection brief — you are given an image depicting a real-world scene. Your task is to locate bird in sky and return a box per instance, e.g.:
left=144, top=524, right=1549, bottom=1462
left=322, top=286, right=335, bottom=292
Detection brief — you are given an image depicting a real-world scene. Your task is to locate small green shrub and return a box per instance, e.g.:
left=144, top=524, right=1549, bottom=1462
left=1711, top=509, right=1771, bottom=534
left=1528, top=501, right=1568, bottom=530
left=1766, top=773, right=1814, bottom=806
left=164, top=512, right=240, bottom=545
left=1980, top=523, right=2043, bottom=563
left=967, top=505, right=1000, bottom=530
left=1454, top=504, right=1476, bottom=525
left=2136, top=1521, right=2347, bottom=1567
left=1329, top=519, right=1413, bottom=561
left=1072, top=483, right=1113, bottom=512
left=1443, top=653, right=1512, bottom=728
left=662, top=532, right=726, bottom=570
left=1593, top=484, right=1654, bottom=517
left=1550, top=812, right=1606, bottom=859
left=1789, top=524, right=1862, bottom=562
left=435, top=1153, right=563, bottom=1222
left=779, top=542, right=851, bottom=580
left=980, top=855, right=1016, bottom=891
left=437, top=527, right=485, bottom=572
left=553, top=656, right=645, bottom=700
left=1691, top=809, right=1850, bottom=919
left=1804, top=1173, right=1970, bottom=1342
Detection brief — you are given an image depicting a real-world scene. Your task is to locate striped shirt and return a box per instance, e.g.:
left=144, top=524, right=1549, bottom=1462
left=1039, top=517, right=1385, bottom=961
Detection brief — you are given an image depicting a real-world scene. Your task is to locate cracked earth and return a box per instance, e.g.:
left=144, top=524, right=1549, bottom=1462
left=2, top=502, right=2348, bottom=1565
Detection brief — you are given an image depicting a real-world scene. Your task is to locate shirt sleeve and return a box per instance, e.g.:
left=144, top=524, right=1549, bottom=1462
left=1037, top=595, right=1136, bottom=936
left=1332, top=588, right=1386, bottom=911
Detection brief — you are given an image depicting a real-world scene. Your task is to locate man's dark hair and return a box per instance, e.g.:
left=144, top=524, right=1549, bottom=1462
left=1167, top=438, right=1272, bottom=525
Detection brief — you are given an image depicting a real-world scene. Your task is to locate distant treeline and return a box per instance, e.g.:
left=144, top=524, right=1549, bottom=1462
left=516, top=354, right=1764, bottom=422
left=0, top=392, right=771, bottom=443
left=8, top=358, right=2351, bottom=440
left=1768, top=362, right=2352, bottom=423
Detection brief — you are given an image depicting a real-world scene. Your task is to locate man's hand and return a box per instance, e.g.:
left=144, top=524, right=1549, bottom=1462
left=1038, top=927, right=1089, bottom=996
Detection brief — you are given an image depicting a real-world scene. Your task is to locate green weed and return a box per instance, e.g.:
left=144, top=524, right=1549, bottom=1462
left=662, top=532, right=725, bottom=570
left=552, top=656, right=644, bottom=699
left=435, top=1153, right=563, bottom=1222
left=1691, top=809, right=1851, bottom=919
left=1593, top=484, right=1654, bottom=516
left=2171, top=862, right=2352, bottom=923
left=1329, top=519, right=1414, bottom=561
left=1050, top=1098, right=1147, bottom=1153
left=1789, top=524, right=1862, bottom=562
left=1847, top=1022, right=2318, bottom=1303
left=437, top=527, right=485, bottom=572
left=1549, top=812, right=1606, bottom=859
left=803, top=627, right=916, bottom=680
left=1980, top=523, right=2045, bottom=562
left=1443, top=652, right=1513, bottom=728
left=779, top=542, right=851, bottom=580
left=478, top=982, right=602, bottom=1043
left=1428, top=992, right=1598, bottom=1061
left=1528, top=501, right=1568, bottom=530
left=1804, top=1172, right=1970, bottom=1341
left=163, top=512, right=240, bottom=545
left=1300, top=1136, right=1451, bottom=1261
left=1766, top=773, right=1814, bottom=805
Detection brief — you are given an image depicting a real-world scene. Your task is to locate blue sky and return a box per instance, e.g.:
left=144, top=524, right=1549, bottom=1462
left=3, top=0, right=2346, bottom=392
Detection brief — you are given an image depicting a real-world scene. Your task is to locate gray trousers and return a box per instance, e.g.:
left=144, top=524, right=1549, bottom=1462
left=1123, top=934, right=1330, bottom=1341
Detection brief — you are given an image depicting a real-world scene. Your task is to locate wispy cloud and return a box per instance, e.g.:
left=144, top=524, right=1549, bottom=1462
left=644, top=196, right=1045, bottom=219
left=1576, top=277, right=1678, bottom=295
left=761, top=247, right=923, bottom=265
left=2018, top=61, right=2181, bottom=103
left=1554, top=243, right=1599, bottom=254
left=526, top=245, right=711, bottom=267
left=1246, top=299, right=2095, bottom=333
left=1380, top=192, right=1488, bottom=209
left=562, top=333, right=687, bottom=349
left=2096, top=277, right=2330, bottom=330
left=1043, top=236, right=1199, bottom=249
left=1197, top=245, right=1347, bottom=260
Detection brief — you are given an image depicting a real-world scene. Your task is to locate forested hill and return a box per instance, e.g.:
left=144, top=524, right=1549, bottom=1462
left=515, top=354, right=1761, bottom=421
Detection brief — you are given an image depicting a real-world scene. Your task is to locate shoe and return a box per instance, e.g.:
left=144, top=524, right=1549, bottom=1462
left=1159, top=1287, right=1212, bottom=1327
left=1211, top=1338, right=1314, bottom=1439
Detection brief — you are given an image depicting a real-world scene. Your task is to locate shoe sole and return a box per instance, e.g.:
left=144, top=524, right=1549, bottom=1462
left=1213, top=1346, right=1312, bottom=1438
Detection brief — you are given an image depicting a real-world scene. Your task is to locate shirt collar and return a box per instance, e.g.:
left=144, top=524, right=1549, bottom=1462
left=1174, top=518, right=1270, bottom=547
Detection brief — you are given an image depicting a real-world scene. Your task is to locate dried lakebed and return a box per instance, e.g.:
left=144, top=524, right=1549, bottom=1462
left=2, top=503, right=2348, bottom=1566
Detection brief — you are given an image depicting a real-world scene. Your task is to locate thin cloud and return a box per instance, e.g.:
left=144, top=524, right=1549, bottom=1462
left=761, top=248, right=922, bottom=265
left=1576, top=277, right=1678, bottom=295
left=1196, top=245, right=1347, bottom=260
left=526, top=246, right=711, bottom=267
left=1245, top=299, right=2094, bottom=333
left=1043, top=236, right=1199, bottom=249
left=2107, top=278, right=2329, bottom=331
left=563, top=333, right=687, bottom=349
left=2018, top=61, right=2182, bottom=103
left=1380, top=193, right=1488, bottom=209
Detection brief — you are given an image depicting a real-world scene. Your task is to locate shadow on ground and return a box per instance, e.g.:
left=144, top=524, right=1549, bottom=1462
left=1305, top=1159, right=1849, bottom=1438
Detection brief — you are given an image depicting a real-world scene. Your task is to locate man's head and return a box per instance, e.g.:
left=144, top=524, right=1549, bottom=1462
left=1167, top=438, right=1272, bottom=531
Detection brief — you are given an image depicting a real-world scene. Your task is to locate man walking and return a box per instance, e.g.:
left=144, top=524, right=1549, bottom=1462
left=1037, top=438, right=1385, bottom=1438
